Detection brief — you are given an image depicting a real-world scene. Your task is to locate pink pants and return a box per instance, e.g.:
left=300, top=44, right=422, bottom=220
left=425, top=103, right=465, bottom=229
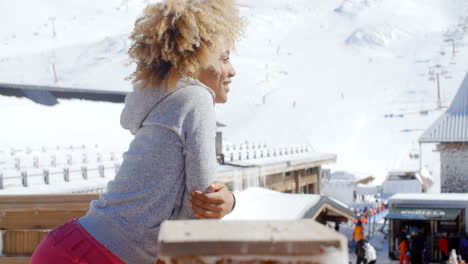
left=31, top=219, right=125, bottom=264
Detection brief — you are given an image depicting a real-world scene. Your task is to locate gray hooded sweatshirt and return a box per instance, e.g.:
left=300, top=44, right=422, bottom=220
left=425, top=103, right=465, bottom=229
left=79, top=78, right=217, bottom=264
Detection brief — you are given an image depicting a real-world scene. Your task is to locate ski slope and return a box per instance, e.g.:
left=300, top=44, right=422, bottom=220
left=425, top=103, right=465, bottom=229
left=1, top=0, right=468, bottom=184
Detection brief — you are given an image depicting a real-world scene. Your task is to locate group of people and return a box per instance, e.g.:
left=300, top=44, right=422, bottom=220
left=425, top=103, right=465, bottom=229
left=398, top=225, right=428, bottom=264
left=438, top=232, right=468, bottom=263
left=353, top=220, right=377, bottom=264
left=353, top=203, right=387, bottom=224
left=398, top=225, right=468, bottom=264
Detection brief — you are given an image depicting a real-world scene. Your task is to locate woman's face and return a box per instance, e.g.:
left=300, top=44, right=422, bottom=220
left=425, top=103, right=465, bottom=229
left=198, top=38, right=236, bottom=104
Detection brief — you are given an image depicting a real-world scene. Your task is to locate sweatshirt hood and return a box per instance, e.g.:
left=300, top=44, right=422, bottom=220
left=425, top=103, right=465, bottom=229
left=120, top=77, right=215, bottom=135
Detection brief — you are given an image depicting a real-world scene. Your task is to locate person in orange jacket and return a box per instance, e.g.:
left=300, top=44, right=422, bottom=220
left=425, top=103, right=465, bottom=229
left=399, top=238, right=410, bottom=264
left=353, top=220, right=364, bottom=242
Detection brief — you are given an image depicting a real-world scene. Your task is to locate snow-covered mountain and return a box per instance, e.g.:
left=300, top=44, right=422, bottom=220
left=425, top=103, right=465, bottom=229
left=1, top=0, right=468, bottom=185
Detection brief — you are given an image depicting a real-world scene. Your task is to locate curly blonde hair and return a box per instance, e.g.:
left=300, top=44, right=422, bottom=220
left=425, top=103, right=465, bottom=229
left=127, top=0, right=244, bottom=90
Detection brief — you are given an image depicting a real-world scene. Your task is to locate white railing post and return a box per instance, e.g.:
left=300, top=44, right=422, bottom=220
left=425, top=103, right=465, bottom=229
left=63, top=168, right=70, bottom=182
left=50, top=155, right=56, bottom=167
left=33, top=156, right=39, bottom=168
left=21, top=171, right=28, bottom=187
left=81, top=166, right=88, bottom=180
left=15, top=158, right=20, bottom=170
left=99, top=165, right=105, bottom=178
left=43, top=169, right=50, bottom=184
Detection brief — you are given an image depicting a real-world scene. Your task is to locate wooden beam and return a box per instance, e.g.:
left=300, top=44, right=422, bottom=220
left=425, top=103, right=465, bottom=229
left=0, top=257, right=31, bottom=264
left=0, top=194, right=98, bottom=212
left=3, top=231, right=47, bottom=255
left=311, top=204, right=354, bottom=222
left=300, top=175, right=318, bottom=185
left=217, top=154, right=337, bottom=180
left=267, top=179, right=296, bottom=192
left=0, top=210, right=89, bottom=230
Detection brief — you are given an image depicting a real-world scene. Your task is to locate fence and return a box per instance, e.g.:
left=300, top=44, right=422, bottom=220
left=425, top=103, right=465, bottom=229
left=0, top=143, right=317, bottom=192
left=367, top=209, right=389, bottom=237
left=0, top=145, right=122, bottom=192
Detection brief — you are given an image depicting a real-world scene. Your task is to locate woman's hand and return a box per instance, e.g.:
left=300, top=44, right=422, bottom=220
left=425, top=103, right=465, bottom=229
left=188, top=181, right=235, bottom=219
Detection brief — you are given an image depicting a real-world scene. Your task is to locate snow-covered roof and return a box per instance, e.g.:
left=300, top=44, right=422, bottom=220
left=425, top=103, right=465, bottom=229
left=0, top=82, right=127, bottom=105
left=419, top=72, right=468, bottom=143
left=389, top=193, right=468, bottom=202
left=222, top=152, right=336, bottom=168
left=224, top=187, right=354, bottom=221
left=224, top=188, right=320, bottom=220
left=383, top=169, right=433, bottom=191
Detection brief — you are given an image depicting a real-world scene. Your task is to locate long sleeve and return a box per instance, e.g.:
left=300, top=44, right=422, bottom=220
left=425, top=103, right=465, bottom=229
left=177, top=86, right=217, bottom=218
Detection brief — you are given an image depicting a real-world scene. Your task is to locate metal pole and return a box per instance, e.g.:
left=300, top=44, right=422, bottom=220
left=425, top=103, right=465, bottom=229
left=452, top=39, right=456, bottom=57
left=368, top=217, right=371, bottom=238
left=437, top=74, right=442, bottom=108
left=419, top=143, right=422, bottom=172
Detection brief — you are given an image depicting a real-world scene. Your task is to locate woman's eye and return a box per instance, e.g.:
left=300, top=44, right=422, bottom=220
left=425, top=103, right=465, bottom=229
left=223, top=57, right=230, bottom=62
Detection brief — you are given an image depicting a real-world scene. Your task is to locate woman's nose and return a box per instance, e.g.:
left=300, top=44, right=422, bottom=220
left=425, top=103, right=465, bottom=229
left=228, top=64, right=236, bottom=78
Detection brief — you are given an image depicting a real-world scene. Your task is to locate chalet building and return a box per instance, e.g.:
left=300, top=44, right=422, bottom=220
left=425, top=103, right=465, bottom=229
left=419, top=72, right=468, bottom=193
left=218, top=147, right=336, bottom=195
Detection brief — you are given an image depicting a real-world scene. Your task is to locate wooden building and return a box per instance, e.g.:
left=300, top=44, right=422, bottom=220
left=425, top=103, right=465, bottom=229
left=218, top=148, right=336, bottom=195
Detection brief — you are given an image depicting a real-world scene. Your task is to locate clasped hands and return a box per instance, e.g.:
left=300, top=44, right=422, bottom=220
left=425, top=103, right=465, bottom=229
left=188, top=181, right=235, bottom=219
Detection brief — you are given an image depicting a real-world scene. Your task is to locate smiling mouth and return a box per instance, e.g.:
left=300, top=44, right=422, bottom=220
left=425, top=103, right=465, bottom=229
left=223, top=81, right=231, bottom=90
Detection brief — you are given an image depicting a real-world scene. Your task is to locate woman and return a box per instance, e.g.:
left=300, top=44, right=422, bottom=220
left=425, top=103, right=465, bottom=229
left=31, top=0, right=244, bottom=263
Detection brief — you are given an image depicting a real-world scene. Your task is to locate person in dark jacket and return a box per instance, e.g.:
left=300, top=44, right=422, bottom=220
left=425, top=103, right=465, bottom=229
left=460, top=234, right=468, bottom=262
left=355, top=235, right=369, bottom=264
left=410, top=230, right=425, bottom=264
left=423, top=242, right=430, bottom=264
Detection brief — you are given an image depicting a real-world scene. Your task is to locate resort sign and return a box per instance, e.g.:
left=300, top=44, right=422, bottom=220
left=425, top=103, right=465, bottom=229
left=400, top=209, right=446, bottom=217
left=386, top=207, right=462, bottom=220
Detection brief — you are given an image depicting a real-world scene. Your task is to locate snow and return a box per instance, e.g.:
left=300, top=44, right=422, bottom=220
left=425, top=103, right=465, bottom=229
left=224, top=187, right=321, bottom=220
left=0, top=96, right=131, bottom=149
left=2, top=0, right=468, bottom=185
left=221, top=187, right=392, bottom=263
left=390, top=192, right=468, bottom=202
left=1, top=1, right=468, bottom=260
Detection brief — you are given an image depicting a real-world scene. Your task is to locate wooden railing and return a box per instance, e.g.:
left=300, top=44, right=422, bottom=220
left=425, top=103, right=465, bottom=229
left=0, top=194, right=98, bottom=263
left=158, top=219, right=348, bottom=264
left=0, top=194, right=349, bottom=264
